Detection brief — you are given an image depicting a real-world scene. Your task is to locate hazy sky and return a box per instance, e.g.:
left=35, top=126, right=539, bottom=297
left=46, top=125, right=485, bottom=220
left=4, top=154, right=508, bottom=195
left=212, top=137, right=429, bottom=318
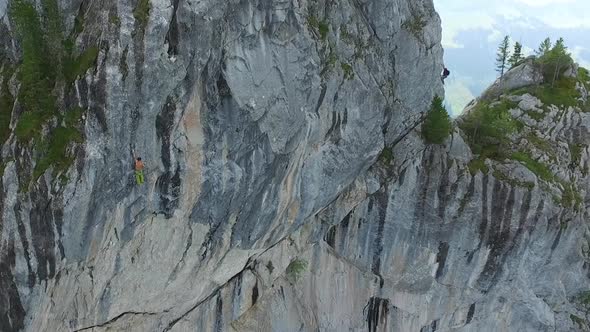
left=434, top=0, right=590, bottom=115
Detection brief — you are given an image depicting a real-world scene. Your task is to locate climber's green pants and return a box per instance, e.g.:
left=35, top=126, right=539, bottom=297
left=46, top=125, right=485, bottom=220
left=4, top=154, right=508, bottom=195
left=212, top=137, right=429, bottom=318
left=135, top=170, right=144, bottom=185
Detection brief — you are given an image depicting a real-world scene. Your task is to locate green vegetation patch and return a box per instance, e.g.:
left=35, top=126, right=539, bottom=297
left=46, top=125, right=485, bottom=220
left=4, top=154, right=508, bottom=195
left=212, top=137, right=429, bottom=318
left=578, top=291, right=590, bottom=306
left=0, top=66, right=14, bottom=144
left=41, top=0, right=65, bottom=66
left=524, top=110, right=546, bottom=121
left=286, top=258, right=308, bottom=282
left=527, top=133, right=555, bottom=159
left=570, top=314, right=587, bottom=330
left=33, top=126, right=83, bottom=179
left=511, top=151, right=554, bottom=182
left=134, top=0, right=151, bottom=29
left=10, top=0, right=56, bottom=118
left=536, top=78, right=579, bottom=108
left=341, top=62, right=354, bottom=80
left=15, top=111, right=46, bottom=140
left=468, top=158, right=488, bottom=175
left=340, top=24, right=353, bottom=44
left=570, top=143, right=584, bottom=167
left=379, top=147, right=394, bottom=165
left=459, top=99, right=519, bottom=159
left=422, top=96, right=452, bottom=144
left=320, top=44, right=338, bottom=78
left=560, top=181, right=583, bottom=210
left=493, top=169, right=535, bottom=190
left=318, top=22, right=329, bottom=40
left=579, top=67, right=589, bottom=85
left=9, top=0, right=90, bottom=183
left=63, top=46, right=99, bottom=83
left=109, top=12, right=121, bottom=27
left=339, top=24, right=367, bottom=59
left=402, top=14, right=426, bottom=39
left=308, top=15, right=329, bottom=41
left=64, top=107, right=84, bottom=127
left=512, top=78, right=579, bottom=109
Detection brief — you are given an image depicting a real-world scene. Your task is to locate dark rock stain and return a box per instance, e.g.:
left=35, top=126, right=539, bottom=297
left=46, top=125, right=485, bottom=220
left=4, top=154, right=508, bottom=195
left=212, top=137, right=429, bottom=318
left=155, top=96, right=181, bottom=218
left=251, top=281, right=259, bottom=305
left=314, top=83, right=327, bottom=115
left=13, top=202, right=36, bottom=288
left=89, top=58, right=109, bottom=132
left=213, top=295, right=223, bottom=332
left=28, top=184, right=57, bottom=282
left=371, top=191, right=389, bottom=284
left=216, top=72, right=231, bottom=98
left=0, top=242, right=26, bottom=332
left=339, top=210, right=351, bottom=250
left=398, top=167, right=407, bottom=185
left=437, top=161, right=450, bottom=218
left=325, top=226, right=336, bottom=248
left=435, top=242, right=449, bottom=280
left=550, top=227, right=563, bottom=251
left=165, top=0, right=181, bottom=56
left=478, top=180, right=511, bottom=290
left=478, top=174, right=489, bottom=248
left=466, top=303, right=476, bottom=324
left=366, top=297, right=389, bottom=332
left=420, top=319, right=438, bottom=332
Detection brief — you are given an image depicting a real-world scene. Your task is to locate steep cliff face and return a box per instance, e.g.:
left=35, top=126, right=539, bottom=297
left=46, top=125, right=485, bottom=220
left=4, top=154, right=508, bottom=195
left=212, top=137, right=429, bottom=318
left=0, top=0, right=589, bottom=331
left=1, top=0, right=443, bottom=330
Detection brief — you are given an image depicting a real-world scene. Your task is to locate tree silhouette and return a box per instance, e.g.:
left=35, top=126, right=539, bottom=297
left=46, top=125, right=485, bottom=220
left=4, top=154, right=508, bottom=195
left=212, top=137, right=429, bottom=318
left=508, top=42, right=524, bottom=68
left=538, top=37, right=573, bottom=87
left=536, top=38, right=552, bottom=56
left=496, top=36, right=511, bottom=77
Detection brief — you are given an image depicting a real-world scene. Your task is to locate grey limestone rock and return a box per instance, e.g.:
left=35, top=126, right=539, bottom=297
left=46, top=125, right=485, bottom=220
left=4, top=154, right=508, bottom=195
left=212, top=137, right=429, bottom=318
left=0, top=0, right=589, bottom=332
left=481, top=57, right=544, bottom=101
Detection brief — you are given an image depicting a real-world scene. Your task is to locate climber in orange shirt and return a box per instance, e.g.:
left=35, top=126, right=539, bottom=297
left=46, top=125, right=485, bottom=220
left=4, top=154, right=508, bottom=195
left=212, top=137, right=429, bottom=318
left=135, top=157, right=145, bottom=185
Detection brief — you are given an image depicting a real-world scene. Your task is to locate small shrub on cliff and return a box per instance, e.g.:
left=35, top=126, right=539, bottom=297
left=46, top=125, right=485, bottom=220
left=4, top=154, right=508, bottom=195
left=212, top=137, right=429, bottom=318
left=307, top=15, right=329, bottom=41
left=134, top=0, right=151, bottom=29
left=422, top=96, right=452, bottom=144
left=286, top=258, right=308, bottom=282
left=402, top=14, right=426, bottom=40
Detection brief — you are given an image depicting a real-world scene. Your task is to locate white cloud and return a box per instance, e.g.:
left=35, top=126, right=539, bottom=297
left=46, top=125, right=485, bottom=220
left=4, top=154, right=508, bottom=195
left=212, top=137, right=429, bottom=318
left=444, top=79, right=476, bottom=117
left=515, top=0, right=577, bottom=7
left=434, top=0, right=590, bottom=47
left=487, top=30, right=503, bottom=43
left=572, top=46, right=590, bottom=69
left=439, top=12, right=496, bottom=49
left=522, top=45, right=535, bottom=56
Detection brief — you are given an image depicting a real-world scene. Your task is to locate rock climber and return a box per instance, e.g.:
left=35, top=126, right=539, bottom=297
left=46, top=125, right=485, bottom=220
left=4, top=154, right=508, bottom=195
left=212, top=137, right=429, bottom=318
left=441, top=67, right=450, bottom=84
left=135, top=156, right=145, bottom=185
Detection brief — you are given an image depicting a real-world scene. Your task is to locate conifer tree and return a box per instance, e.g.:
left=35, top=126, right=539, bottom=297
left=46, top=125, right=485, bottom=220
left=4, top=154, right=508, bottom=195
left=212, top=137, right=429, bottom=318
left=508, top=42, right=524, bottom=68
left=422, top=96, right=451, bottom=144
left=538, top=37, right=573, bottom=86
left=495, top=36, right=511, bottom=77
left=536, top=38, right=552, bottom=56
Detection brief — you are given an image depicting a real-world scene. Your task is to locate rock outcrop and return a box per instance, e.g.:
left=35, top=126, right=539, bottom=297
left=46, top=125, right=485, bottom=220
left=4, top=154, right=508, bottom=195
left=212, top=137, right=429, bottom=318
left=479, top=57, right=544, bottom=101
left=1, top=0, right=590, bottom=331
